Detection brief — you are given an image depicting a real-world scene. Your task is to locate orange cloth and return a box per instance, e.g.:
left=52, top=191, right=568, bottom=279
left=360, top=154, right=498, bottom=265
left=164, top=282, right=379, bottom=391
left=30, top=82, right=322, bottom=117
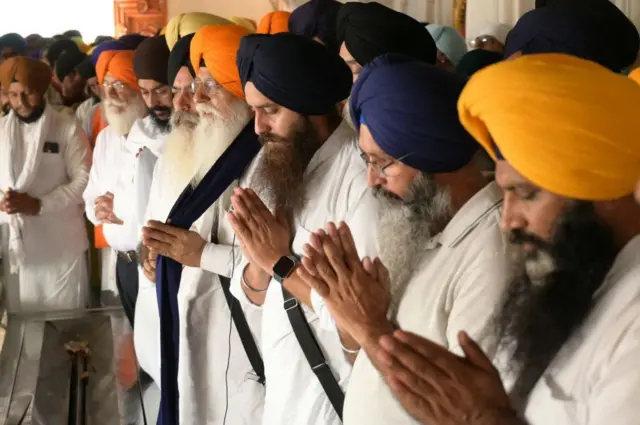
left=0, top=56, right=52, bottom=96
left=630, top=67, right=640, bottom=84
left=257, top=11, right=291, bottom=34
left=96, top=50, right=139, bottom=90
left=190, top=24, right=250, bottom=99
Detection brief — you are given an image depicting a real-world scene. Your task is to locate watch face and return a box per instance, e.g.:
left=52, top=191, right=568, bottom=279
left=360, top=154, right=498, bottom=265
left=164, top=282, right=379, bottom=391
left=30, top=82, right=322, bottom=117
left=273, top=256, right=296, bottom=280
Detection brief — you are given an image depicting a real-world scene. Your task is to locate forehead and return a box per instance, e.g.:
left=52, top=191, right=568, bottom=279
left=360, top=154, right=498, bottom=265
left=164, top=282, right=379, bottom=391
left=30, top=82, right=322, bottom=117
left=243, top=81, right=274, bottom=108
left=138, top=79, right=164, bottom=90
left=8, top=81, right=26, bottom=92
left=495, top=160, right=531, bottom=188
left=104, top=74, right=119, bottom=83
left=198, top=67, right=214, bottom=80
left=174, top=66, right=193, bottom=86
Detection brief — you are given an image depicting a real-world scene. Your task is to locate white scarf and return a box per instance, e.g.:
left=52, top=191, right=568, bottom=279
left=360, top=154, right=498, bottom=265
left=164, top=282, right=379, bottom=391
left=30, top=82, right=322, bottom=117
left=0, top=105, right=52, bottom=272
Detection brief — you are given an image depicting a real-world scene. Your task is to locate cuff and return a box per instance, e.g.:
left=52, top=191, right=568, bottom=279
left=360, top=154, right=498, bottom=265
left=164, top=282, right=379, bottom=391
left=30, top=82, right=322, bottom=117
left=39, top=193, right=57, bottom=215
left=199, top=242, right=233, bottom=277
left=311, top=289, right=338, bottom=332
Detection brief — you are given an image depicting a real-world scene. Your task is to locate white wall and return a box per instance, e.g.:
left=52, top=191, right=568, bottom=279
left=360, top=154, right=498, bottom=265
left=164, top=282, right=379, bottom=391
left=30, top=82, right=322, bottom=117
left=3, top=0, right=115, bottom=40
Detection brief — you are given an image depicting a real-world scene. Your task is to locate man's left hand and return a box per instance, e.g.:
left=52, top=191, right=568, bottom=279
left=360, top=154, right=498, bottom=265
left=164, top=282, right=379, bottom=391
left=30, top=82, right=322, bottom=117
left=228, top=188, right=292, bottom=274
left=141, top=220, right=206, bottom=268
left=376, top=330, right=517, bottom=425
left=0, top=189, right=40, bottom=215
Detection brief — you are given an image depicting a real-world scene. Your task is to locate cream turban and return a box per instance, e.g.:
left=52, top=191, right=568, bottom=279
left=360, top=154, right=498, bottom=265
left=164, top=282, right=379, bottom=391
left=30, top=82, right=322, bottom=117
left=165, top=12, right=233, bottom=51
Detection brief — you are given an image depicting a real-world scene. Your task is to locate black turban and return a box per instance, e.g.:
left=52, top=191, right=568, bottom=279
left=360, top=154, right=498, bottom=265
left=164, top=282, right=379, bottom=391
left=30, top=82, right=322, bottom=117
left=455, top=49, right=503, bottom=78
left=167, top=33, right=195, bottom=86
left=289, top=0, right=342, bottom=52
left=336, top=2, right=436, bottom=66
left=237, top=33, right=352, bottom=115
left=119, top=33, right=148, bottom=49
left=0, top=33, right=27, bottom=55
left=133, top=35, right=171, bottom=85
left=504, top=1, right=639, bottom=72
left=46, top=39, right=79, bottom=67
left=55, top=48, right=87, bottom=81
left=76, top=56, right=96, bottom=79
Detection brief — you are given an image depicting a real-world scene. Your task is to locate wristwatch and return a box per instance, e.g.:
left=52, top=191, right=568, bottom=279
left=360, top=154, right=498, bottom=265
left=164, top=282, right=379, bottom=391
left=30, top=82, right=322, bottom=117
left=272, top=255, right=299, bottom=284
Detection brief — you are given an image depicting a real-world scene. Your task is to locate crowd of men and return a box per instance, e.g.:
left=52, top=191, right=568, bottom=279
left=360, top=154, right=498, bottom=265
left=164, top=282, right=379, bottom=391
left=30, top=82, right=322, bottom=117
left=0, top=0, right=639, bottom=424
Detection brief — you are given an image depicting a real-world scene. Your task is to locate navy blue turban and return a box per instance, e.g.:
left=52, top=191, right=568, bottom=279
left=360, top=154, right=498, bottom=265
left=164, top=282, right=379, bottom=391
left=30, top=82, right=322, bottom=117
left=289, top=0, right=342, bottom=52
left=237, top=33, right=352, bottom=115
left=0, top=33, right=27, bottom=55
left=90, top=40, right=131, bottom=66
left=167, top=33, right=195, bottom=86
left=505, top=1, right=639, bottom=72
left=336, top=2, right=436, bottom=66
left=350, top=54, right=478, bottom=173
left=119, top=33, right=148, bottom=49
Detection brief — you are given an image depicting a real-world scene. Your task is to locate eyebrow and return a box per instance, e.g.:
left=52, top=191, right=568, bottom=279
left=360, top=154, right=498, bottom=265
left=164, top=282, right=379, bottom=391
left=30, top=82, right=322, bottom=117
left=141, top=83, right=166, bottom=91
left=254, top=102, right=277, bottom=109
left=501, top=182, right=537, bottom=192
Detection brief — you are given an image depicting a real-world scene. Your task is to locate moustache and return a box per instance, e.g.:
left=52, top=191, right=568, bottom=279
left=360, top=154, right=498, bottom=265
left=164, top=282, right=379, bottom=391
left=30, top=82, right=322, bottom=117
left=150, top=106, right=172, bottom=115
left=373, top=186, right=403, bottom=202
left=259, top=133, right=289, bottom=146
left=508, top=229, right=553, bottom=252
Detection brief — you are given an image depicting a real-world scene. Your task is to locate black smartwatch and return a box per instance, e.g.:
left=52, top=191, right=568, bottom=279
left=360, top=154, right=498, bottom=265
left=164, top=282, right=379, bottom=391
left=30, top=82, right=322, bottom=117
left=272, top=255, right=299, bottom=284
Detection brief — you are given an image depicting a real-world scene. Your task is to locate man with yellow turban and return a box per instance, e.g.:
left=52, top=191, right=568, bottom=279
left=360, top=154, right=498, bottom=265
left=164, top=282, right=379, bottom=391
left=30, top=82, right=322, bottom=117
left=365, top=54, right=640, bottom=425
left=164, top=12, right=233, bottom=51
left=628, top=68, right=640, bottom=204
left=0, top=57, right=91, bottom=314
left=140, top=23, right=265, bottom=425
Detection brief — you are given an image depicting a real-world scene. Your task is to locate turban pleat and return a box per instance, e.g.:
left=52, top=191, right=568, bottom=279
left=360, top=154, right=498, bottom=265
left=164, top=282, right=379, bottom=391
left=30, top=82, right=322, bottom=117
left=229, top=17, right=257, bottom=33
left=351, top=54, right=477, bottom=173
left=55, top=49, right=87, bottom=81
left=336, top=2, right=436, bottom=66
left=426, top=24, right=467, bottom=66
left=165, top=13, right=233, bottom=51
left=76, top=56, right=96, bottom=79
left=0, top=57, right=52, bottom=96
left=46, top=39, right=80, bottom=67
left=167, top=34, right=195, bottom=85
left=257, top=11, right=291, bottom=35
left=96, top=50, right=139, bottom=90
left=190, top=24, right=250, bottom=99
left=289, top=0, right=342, bottom=51
left=91, top=40, right=132, bottom=66
left=458, top=54, right=640, bottom=201
left=237, top=33, right=352, bottom=115
left=133, top=35, right=171, bottom=84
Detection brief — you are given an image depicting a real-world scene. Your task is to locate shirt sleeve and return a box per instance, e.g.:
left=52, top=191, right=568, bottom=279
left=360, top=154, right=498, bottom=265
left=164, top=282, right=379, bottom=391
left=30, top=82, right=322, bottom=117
left=40, top=122, right=91, bottom=215
left=200, top=242, right=236, bottom=277
left=83, top=128, right=108, bottom=224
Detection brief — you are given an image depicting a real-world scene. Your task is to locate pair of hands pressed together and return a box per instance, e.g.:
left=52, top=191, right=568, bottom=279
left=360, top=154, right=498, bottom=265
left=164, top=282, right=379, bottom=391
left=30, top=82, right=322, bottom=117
left=94, top=191, right=123, bottom=224
left=0, top=188, right=40, bottom=215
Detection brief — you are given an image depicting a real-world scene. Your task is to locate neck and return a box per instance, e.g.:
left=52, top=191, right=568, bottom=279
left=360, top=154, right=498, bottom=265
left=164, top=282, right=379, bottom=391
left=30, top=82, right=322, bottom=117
left=595, top=196, right=640, bottom=250
left=434, top=164, right=490, bottom=216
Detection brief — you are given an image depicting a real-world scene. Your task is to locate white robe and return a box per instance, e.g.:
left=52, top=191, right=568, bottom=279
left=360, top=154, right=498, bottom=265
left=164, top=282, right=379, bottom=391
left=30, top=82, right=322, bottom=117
left=0, top=106, right=90, bottom=313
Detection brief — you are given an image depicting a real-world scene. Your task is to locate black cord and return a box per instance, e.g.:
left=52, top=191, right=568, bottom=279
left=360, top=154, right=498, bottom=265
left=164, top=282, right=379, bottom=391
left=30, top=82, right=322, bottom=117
left=221, top=231, right=237, bottom=425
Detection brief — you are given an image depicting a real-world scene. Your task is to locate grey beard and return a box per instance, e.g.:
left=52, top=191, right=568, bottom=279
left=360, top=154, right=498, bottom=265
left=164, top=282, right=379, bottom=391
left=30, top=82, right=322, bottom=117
left=375, top=172, right=453, bottom=318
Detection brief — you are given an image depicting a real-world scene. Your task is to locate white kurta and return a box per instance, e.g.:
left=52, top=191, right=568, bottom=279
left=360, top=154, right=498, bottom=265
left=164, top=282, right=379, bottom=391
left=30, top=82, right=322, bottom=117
left=75, top=98, right=98, bottom=138
left=520, top=235, right=640, bottom=425
left=343, top=182, right=509, bottom=425
left=0, top=107, right=90, bottom=313
left=228, top=121, right=380, bottom=425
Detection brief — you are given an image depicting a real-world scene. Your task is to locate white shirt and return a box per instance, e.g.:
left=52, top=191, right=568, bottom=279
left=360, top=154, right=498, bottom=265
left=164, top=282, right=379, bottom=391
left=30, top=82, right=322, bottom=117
left=343, top=182, right=508, bottom=425
left=522, top=235, right=640, bottom=425
left=75, top=98, right=97, bottom=138
left=83, top=116, right=166, bottom=252
left=228, top=121, right=380, bottom=425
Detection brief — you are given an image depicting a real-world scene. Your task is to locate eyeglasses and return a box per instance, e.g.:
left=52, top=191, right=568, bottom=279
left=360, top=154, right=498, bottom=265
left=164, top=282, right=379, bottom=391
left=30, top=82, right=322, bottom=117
left=190, top=78, right=222, bottom=95
left=171, top=85, right=194, bottom=96
left=360, top=151, right=412, bottom=178
left=469, top=36, right=497, bottom=48
left=102, top=80, right=126, bottom=94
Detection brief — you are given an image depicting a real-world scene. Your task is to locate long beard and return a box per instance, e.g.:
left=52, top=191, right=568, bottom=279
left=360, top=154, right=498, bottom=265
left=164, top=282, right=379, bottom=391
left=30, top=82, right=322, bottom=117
left=190, top=100, right=252, bottom=187
left=341, top=97, right=356, bottom=131
left=161, top=110, right=200, bottom=194
left=251, top=116, right=322, bottom=212
left=494, top=202, right=617, bottom=406
left=103, top=96, right=148, bottom=136
left=374, top=172, right=453, bottom=316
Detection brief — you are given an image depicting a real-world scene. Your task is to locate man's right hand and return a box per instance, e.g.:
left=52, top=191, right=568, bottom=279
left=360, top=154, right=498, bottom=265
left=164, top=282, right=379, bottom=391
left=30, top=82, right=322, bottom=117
left=94, top=192, right=123, bottom=224
left=143, top=249, right=157, bottom=283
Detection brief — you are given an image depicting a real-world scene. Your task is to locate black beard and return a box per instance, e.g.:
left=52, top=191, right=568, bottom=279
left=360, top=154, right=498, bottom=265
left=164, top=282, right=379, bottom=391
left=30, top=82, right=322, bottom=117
left=15, top=103, right=46, bottom=124
left=1, top=103, right=10, bottom=115
left=494, top=202, right=618, bottom=405
left=148, top=106, right=172, bottom=132
left=252, top=116, right=321, bottom=212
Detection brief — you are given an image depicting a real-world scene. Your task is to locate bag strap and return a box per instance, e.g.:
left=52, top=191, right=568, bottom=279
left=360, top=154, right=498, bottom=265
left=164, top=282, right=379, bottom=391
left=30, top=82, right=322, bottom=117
left=282, top=288, right=344, bottom=419
left=219, top=275, right=265, bottom=385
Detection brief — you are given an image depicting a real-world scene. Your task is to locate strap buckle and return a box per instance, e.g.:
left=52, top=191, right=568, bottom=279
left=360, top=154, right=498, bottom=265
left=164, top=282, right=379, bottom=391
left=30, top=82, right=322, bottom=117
left=311, top=361, right=328, bottom=372
left=283, top=297, right=299, bottom=311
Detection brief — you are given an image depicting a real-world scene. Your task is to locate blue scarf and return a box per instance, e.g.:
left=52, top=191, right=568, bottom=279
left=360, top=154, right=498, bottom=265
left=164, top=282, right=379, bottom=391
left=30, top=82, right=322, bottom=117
left=156, top=120, right=261, bottom=425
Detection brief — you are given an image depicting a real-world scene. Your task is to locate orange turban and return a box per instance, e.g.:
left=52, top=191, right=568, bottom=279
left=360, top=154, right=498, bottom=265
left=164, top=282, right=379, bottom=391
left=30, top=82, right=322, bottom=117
left=0, top=57, right=52, bottom=96
left=458, top=54, right=640, bottom=201
left=257, top=11, right=291, bottom=34
left=96, top=50, right=139, bottom=91
left=630, top=67, right=640, bottom=84
left=190, top=25, right=250, bottom=99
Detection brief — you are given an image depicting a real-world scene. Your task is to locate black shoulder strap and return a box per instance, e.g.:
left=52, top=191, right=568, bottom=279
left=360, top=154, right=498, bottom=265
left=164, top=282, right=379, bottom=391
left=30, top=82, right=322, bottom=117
left=219, top=275, right=265, bottom=385
left=282, top=288, right=344, bottom=419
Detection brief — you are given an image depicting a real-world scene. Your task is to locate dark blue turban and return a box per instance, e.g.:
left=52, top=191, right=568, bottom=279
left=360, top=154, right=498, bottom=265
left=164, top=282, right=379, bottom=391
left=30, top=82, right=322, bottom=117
left=350, top=54, right=478, bottom=173
left=336, top=2, right=436, bottom=66
left=119, top=33, right=148, bottom=49
left=505, top=1, right=639, bottom=72
left=237, top=33, right=352, bottom=115
left=90, top=40, right=131, bottom=66
left=289, top=0, right=342, bottom=52
left=455, top=49, right=503, bottom=78
left=0, top=33, right=27, bottom=55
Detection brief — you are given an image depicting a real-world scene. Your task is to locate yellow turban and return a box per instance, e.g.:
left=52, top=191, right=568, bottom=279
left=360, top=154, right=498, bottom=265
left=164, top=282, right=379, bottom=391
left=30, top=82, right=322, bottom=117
left=257, top=11, right=291, bottom=34
left=165, top=12, right=233, bottom=51
left=458, top=54, right=640, bottom=201
left=229, top=16, right=257, bottom=33
left=190, top=24, right=250, bottom=100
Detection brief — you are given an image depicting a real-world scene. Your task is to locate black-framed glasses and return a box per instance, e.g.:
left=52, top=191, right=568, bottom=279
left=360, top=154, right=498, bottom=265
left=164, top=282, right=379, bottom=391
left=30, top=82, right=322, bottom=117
left=359, top=151, right=412, bottom=178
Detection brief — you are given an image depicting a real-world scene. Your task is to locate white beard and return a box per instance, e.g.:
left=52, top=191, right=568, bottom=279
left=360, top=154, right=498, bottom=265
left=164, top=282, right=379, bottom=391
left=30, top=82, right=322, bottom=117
left=103, top=95, right=148, bottom=136
left=341, top=97, right=356, bottom=131
left=161, top=110, right=200, bottom=194
left=190, top=99, right=252, bottom=187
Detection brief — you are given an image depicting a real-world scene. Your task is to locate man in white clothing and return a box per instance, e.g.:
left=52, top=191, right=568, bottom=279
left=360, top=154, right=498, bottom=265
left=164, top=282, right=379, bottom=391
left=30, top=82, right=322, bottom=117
left=364, top=55, right=640, bottom=425
left=298, top=55, right=509, bottom=425
left=0, top=56, right=90, bottom=313
left=228, top=33, right=378, bottom=425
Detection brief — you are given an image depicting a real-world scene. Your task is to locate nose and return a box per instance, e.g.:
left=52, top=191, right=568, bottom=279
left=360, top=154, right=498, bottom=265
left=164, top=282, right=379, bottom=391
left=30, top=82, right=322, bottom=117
left=176, top=90, right=192, bottom=112
left=193, top=84, right=208, bottom=104
left=499, top=192, right=527, bottom=234
left=366, top=166, right=385, bottom=188
left=254, top=110, right=270, bottom=135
